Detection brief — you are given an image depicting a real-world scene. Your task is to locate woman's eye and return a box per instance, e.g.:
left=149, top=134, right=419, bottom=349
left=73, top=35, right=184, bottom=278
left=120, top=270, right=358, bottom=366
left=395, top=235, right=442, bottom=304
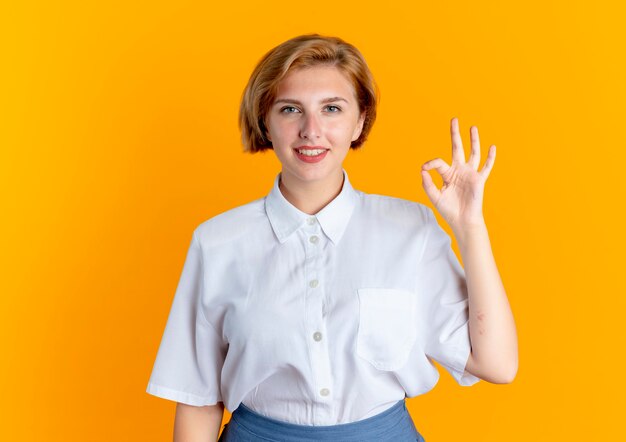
left=325, top=105, right=341, bottom=112
left=280, top=106, right=299, bottom=113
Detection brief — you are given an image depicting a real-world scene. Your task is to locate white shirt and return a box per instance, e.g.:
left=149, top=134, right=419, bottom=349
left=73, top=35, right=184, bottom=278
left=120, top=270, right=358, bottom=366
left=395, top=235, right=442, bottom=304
left=146, top=168, right=480, bottom=425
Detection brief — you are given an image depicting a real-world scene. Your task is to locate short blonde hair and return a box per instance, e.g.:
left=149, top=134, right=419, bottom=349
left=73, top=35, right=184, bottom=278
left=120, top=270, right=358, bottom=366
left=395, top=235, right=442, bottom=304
left=239, top=34, right=379, bottom=153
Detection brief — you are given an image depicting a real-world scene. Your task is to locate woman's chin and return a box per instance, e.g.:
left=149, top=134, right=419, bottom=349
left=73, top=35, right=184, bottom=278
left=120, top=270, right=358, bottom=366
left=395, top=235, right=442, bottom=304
left=282, top=165, right=337, bottom=183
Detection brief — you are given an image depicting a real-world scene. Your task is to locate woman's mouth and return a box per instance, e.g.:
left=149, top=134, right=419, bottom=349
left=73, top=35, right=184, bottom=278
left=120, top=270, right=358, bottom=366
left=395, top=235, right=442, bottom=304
left=293, top=147, right=329, bottom=163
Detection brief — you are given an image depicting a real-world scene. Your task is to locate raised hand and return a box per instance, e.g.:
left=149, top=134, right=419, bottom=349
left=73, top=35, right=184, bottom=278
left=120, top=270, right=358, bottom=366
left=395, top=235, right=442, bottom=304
left=420, top=117, right=496, bottom=231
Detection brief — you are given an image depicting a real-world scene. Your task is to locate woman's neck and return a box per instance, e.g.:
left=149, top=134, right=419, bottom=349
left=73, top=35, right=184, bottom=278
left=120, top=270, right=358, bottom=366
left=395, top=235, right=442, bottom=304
left=278, top=169, right=344, bottom=215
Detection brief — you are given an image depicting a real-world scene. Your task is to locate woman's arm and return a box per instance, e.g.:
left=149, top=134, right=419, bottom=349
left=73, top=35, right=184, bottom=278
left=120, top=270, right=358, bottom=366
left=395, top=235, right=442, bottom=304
left=421, top=117, right=518, bottom=384
left=453, top=223, right=518, bottom=383
left=174, top=402, right=224, bottom=442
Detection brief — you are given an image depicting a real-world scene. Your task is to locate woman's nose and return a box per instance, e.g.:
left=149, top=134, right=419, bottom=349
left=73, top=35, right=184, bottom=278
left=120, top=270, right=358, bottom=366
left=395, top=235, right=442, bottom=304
left=299, top=113, right=321, bottom=140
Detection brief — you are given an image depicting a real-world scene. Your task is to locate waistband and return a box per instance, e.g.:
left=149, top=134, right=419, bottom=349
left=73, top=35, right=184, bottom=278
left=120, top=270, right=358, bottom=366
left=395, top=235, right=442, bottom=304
left=231, top=399, right=410, bottom=441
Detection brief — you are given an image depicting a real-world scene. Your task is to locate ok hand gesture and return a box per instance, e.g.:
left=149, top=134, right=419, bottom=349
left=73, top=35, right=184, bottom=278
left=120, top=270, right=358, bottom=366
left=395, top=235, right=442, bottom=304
left=421, top=117, right=496, bottom=231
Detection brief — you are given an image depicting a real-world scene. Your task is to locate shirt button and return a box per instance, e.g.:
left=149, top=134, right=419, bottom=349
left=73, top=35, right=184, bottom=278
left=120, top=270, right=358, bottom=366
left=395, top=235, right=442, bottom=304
left=309, top=279, right=319, bottom=288
left=307, top=217, right=316, bottom=225
left=309, top=235, right=319, bottom=244
left=313, top=332, right=322, bottom=341
left=320, top=388, right=330, bottom=397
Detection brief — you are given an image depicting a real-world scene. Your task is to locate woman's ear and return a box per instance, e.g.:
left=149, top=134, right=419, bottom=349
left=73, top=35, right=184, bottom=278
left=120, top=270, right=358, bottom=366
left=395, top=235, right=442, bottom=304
left=351, top=111, right=366, bottom=142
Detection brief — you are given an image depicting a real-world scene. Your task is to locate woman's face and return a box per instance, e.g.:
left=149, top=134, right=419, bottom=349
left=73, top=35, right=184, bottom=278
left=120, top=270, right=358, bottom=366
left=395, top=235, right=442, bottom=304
left=265, top=65, right=365, bottom=186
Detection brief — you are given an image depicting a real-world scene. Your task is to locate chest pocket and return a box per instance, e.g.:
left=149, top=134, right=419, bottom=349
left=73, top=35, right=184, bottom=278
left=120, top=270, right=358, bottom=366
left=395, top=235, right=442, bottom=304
left=356, top=288, right=417, bottom=371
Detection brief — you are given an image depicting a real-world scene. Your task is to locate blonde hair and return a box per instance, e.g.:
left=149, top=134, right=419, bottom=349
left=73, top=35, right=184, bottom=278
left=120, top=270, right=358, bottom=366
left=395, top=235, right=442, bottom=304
left=239, top=33, right=379, bottom=153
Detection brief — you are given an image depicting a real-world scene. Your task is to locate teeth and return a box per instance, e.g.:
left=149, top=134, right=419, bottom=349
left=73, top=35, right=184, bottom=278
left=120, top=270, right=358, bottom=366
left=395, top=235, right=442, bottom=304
left=297, top=149, right=326, bottom=156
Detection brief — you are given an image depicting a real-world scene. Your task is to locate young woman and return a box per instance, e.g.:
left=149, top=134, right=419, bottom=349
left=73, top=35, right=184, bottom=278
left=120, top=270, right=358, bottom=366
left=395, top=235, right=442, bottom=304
left=146, top=33, right=518, bottom=442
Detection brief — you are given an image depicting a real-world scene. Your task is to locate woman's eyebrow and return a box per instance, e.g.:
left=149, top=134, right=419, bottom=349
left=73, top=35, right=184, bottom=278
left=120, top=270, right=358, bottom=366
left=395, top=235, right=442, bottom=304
left=274, top=97, right=349, bottom=105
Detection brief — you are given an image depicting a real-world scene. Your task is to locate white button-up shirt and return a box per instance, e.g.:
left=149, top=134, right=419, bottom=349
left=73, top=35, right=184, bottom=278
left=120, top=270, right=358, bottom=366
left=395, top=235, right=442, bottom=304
left=146, top=168, right=480, bottom=425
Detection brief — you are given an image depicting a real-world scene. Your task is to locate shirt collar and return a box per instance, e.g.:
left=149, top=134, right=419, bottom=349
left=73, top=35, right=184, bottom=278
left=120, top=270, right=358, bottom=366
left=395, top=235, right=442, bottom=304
left=265, top=168, right=359, bottom=246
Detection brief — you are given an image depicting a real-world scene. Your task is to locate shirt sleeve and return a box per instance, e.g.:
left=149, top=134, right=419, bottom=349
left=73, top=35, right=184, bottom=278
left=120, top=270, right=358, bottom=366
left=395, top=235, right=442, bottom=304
left=416, top=207, right=481, bottom=386
left=146, top=230, right=227, bottom=406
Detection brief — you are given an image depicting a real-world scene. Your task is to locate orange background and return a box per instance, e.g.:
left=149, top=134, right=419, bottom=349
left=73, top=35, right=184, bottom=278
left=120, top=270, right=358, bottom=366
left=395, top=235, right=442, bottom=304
left=1, top=1, right=624, bottom=440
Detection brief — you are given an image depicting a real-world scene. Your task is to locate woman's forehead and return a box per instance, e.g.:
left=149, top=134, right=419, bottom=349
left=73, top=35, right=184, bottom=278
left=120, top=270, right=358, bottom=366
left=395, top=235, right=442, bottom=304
left=275, top=66, right=357, bottom=102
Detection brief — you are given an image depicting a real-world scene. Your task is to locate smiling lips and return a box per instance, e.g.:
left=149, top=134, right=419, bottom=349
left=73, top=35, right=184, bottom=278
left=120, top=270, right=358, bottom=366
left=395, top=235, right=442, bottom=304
left=293, top=146, right=329, bottom=163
